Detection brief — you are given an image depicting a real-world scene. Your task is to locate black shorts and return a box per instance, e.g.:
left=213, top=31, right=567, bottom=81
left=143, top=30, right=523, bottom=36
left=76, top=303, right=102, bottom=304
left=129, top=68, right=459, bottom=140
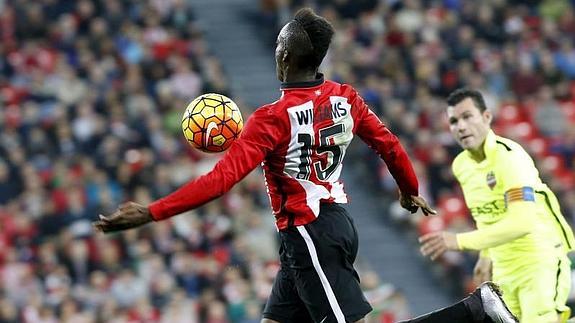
left=262, top=203, right=372, bottom=323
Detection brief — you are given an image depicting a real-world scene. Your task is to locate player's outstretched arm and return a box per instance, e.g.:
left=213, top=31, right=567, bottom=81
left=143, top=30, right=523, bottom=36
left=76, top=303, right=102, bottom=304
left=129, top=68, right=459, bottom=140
left=92, top=202, right=153, bottom=233
left=419, top=201, right=536, bottom=260
left=92, top=107, right=278, bottom=233
left=418, top=231, right=459, bottom=260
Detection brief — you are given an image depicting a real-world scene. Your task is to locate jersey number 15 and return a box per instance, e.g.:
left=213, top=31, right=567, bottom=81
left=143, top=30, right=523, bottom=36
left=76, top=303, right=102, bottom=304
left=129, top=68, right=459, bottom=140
left=297, top=123, right=345, bottom=181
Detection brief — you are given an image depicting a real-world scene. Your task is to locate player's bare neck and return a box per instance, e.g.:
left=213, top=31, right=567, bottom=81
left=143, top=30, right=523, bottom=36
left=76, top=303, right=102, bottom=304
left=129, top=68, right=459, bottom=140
left=284, top=69, right=317, bottom=83
left=468, top=145, right=487, bottom=163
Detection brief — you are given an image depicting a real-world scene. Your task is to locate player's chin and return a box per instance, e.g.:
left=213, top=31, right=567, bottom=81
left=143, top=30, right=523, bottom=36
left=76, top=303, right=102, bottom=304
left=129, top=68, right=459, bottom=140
left=460, top=141, right=476, bottom=150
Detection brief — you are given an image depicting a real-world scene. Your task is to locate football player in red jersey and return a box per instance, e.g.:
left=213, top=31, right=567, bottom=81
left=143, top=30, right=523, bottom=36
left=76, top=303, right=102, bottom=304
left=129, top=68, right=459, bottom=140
left=94, top=8, right=517, bottom=323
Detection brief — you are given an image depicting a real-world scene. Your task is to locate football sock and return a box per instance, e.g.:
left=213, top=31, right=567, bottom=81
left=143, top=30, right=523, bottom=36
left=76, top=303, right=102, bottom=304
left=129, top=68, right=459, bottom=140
left=397, top=299, right=479, bottom=323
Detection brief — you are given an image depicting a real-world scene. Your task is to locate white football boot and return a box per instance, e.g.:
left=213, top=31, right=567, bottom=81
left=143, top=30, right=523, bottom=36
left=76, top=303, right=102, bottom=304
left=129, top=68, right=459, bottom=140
left=479, top=282, right=519, bottom=323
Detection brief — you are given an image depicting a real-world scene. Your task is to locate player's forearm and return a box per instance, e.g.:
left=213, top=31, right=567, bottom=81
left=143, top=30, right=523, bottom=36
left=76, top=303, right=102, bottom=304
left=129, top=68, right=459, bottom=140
left=457, top=201, right=536, bottom=250
left=149, top=166, right=228, bottom=220
left=457, top=227, right=528, bottom=251
left=149, top=140, right=265, bottom=221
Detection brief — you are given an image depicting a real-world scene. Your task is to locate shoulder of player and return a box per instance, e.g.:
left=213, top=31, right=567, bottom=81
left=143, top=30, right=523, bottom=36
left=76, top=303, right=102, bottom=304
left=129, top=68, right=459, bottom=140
left=243, top=104, right=282, bottom=129
left=490, top=135, right=538, bottom=177
left=338, top=82, right=359, bottom=97
left=493, top=135, right=529, bottom=160
left=253, top=101, right=282, bottom=116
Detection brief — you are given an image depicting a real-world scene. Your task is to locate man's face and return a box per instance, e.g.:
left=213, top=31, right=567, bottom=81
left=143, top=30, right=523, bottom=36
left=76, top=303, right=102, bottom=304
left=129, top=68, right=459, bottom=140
left=447, top=97, right=492, bottom=152
left=275, top=24, right=289, bottom=82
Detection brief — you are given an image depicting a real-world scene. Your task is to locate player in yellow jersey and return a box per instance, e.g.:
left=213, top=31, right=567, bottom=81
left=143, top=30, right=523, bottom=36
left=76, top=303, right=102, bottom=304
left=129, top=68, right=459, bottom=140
left=419, top=88, right=575, bottom=323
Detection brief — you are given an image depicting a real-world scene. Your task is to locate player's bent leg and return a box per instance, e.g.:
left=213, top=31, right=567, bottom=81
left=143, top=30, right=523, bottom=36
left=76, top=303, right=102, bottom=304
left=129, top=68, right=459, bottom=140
left=262, top=266, right=315, bottom=323
left=397, top=300, right=475, bottom=323
left=479, top=282, right=518, bottom=323
left=494, top=277, right=521, bottom=320
left=282, top=205, right=372, bottom=323
left=398, top=282, right=517, bottom=323
left=260, top=318, right=365, bottom=323
left=559, top=309, right=572, bottom=323
left=518, top=256, right=571, bottom=323
left=557, top=257, right=572, bottom=323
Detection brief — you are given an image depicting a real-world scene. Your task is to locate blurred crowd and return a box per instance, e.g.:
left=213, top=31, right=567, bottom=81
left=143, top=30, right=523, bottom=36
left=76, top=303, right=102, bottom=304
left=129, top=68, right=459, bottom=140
left=0, top=0, right=414, bottom=322
left=2, top=0, right=575, bottom=322
left=260, top=0, right=575, bottom=310
left=0, top=0, right=285, bottom=322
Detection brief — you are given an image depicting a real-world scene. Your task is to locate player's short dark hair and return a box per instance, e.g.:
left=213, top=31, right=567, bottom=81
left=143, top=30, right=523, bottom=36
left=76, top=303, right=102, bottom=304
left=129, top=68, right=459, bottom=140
left=446, top=88, right=488, bottom=112
left=288, top=8, right=334, bottom=70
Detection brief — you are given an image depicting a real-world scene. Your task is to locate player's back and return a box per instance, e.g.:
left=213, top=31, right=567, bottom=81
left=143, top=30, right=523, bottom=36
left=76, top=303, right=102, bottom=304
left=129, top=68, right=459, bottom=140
left=261, top=78, right=359, bottom=229
left=278, top=79, right=355, bottom=182
left=252, top=75, right=417, bottom=230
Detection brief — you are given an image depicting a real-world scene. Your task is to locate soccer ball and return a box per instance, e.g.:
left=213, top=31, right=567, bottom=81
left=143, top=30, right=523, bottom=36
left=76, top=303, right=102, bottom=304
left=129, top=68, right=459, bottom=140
left=181, top=93, right=244, bottom=153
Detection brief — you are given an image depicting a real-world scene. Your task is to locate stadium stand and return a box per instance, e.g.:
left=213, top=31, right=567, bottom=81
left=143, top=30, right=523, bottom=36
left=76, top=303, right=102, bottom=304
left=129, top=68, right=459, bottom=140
left=1, top=0, right=575, bottom=321
left=0, top=0, right=283, bottom=322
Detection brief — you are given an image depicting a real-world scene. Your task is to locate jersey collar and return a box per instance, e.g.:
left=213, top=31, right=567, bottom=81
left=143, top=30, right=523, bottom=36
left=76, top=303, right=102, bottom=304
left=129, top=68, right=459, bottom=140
left=483, top=129, right=498, bottom=159
left=466, top=129, right=497, bottom=162
left=280, top=73, right=325, bottom=90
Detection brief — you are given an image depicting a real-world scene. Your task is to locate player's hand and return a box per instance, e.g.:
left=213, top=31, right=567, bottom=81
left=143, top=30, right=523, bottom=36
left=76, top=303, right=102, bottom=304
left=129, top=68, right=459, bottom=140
left=92, top=202, right=153, bottom=233
left=473, top=256, right=492, bottom=285
left=399, top=193, right=437, bottom=216
left=418, top=231, right=459, bottom=260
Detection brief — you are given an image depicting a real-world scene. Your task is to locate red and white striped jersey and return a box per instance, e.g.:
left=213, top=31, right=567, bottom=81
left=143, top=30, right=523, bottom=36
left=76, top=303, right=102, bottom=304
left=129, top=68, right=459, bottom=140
left=150, top=75, right=418, bottom=230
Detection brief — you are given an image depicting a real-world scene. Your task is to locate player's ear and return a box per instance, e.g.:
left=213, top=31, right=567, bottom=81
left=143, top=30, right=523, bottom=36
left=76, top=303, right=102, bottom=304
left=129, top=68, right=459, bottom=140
left=282, top=48, right=290, bottom=63
left=280, top=50, right=290, bottom=80
left=483, top=109, right=493, bottom=124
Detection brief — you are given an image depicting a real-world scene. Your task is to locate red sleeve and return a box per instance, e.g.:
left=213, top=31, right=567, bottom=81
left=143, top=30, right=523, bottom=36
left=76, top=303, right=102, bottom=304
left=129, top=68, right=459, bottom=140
left=349, top=89, right=418, bottom=196
left=149, top=107, right=279, bottom=221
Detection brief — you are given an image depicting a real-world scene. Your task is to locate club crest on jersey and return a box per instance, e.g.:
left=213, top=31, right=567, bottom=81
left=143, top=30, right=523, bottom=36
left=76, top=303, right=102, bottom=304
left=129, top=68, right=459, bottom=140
left=486, top=171, right=496, bottom=190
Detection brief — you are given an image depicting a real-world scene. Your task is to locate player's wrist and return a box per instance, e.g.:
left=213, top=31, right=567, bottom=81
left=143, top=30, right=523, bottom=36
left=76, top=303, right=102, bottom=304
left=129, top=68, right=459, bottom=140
left=148, top=201, right=167, bottom=221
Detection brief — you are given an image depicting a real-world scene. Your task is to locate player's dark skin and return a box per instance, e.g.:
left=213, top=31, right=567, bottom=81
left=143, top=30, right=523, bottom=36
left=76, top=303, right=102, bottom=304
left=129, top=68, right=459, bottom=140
left=93, top=18, right=435, bottom=323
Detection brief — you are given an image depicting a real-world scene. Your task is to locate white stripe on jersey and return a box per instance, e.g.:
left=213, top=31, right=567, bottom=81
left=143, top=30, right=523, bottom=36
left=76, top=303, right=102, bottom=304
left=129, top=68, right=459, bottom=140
left=331, top=181, right=348, bottom=203
left=297, top=226, right=346, bottom=323
left=298, top=180, right=329, bottom=216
